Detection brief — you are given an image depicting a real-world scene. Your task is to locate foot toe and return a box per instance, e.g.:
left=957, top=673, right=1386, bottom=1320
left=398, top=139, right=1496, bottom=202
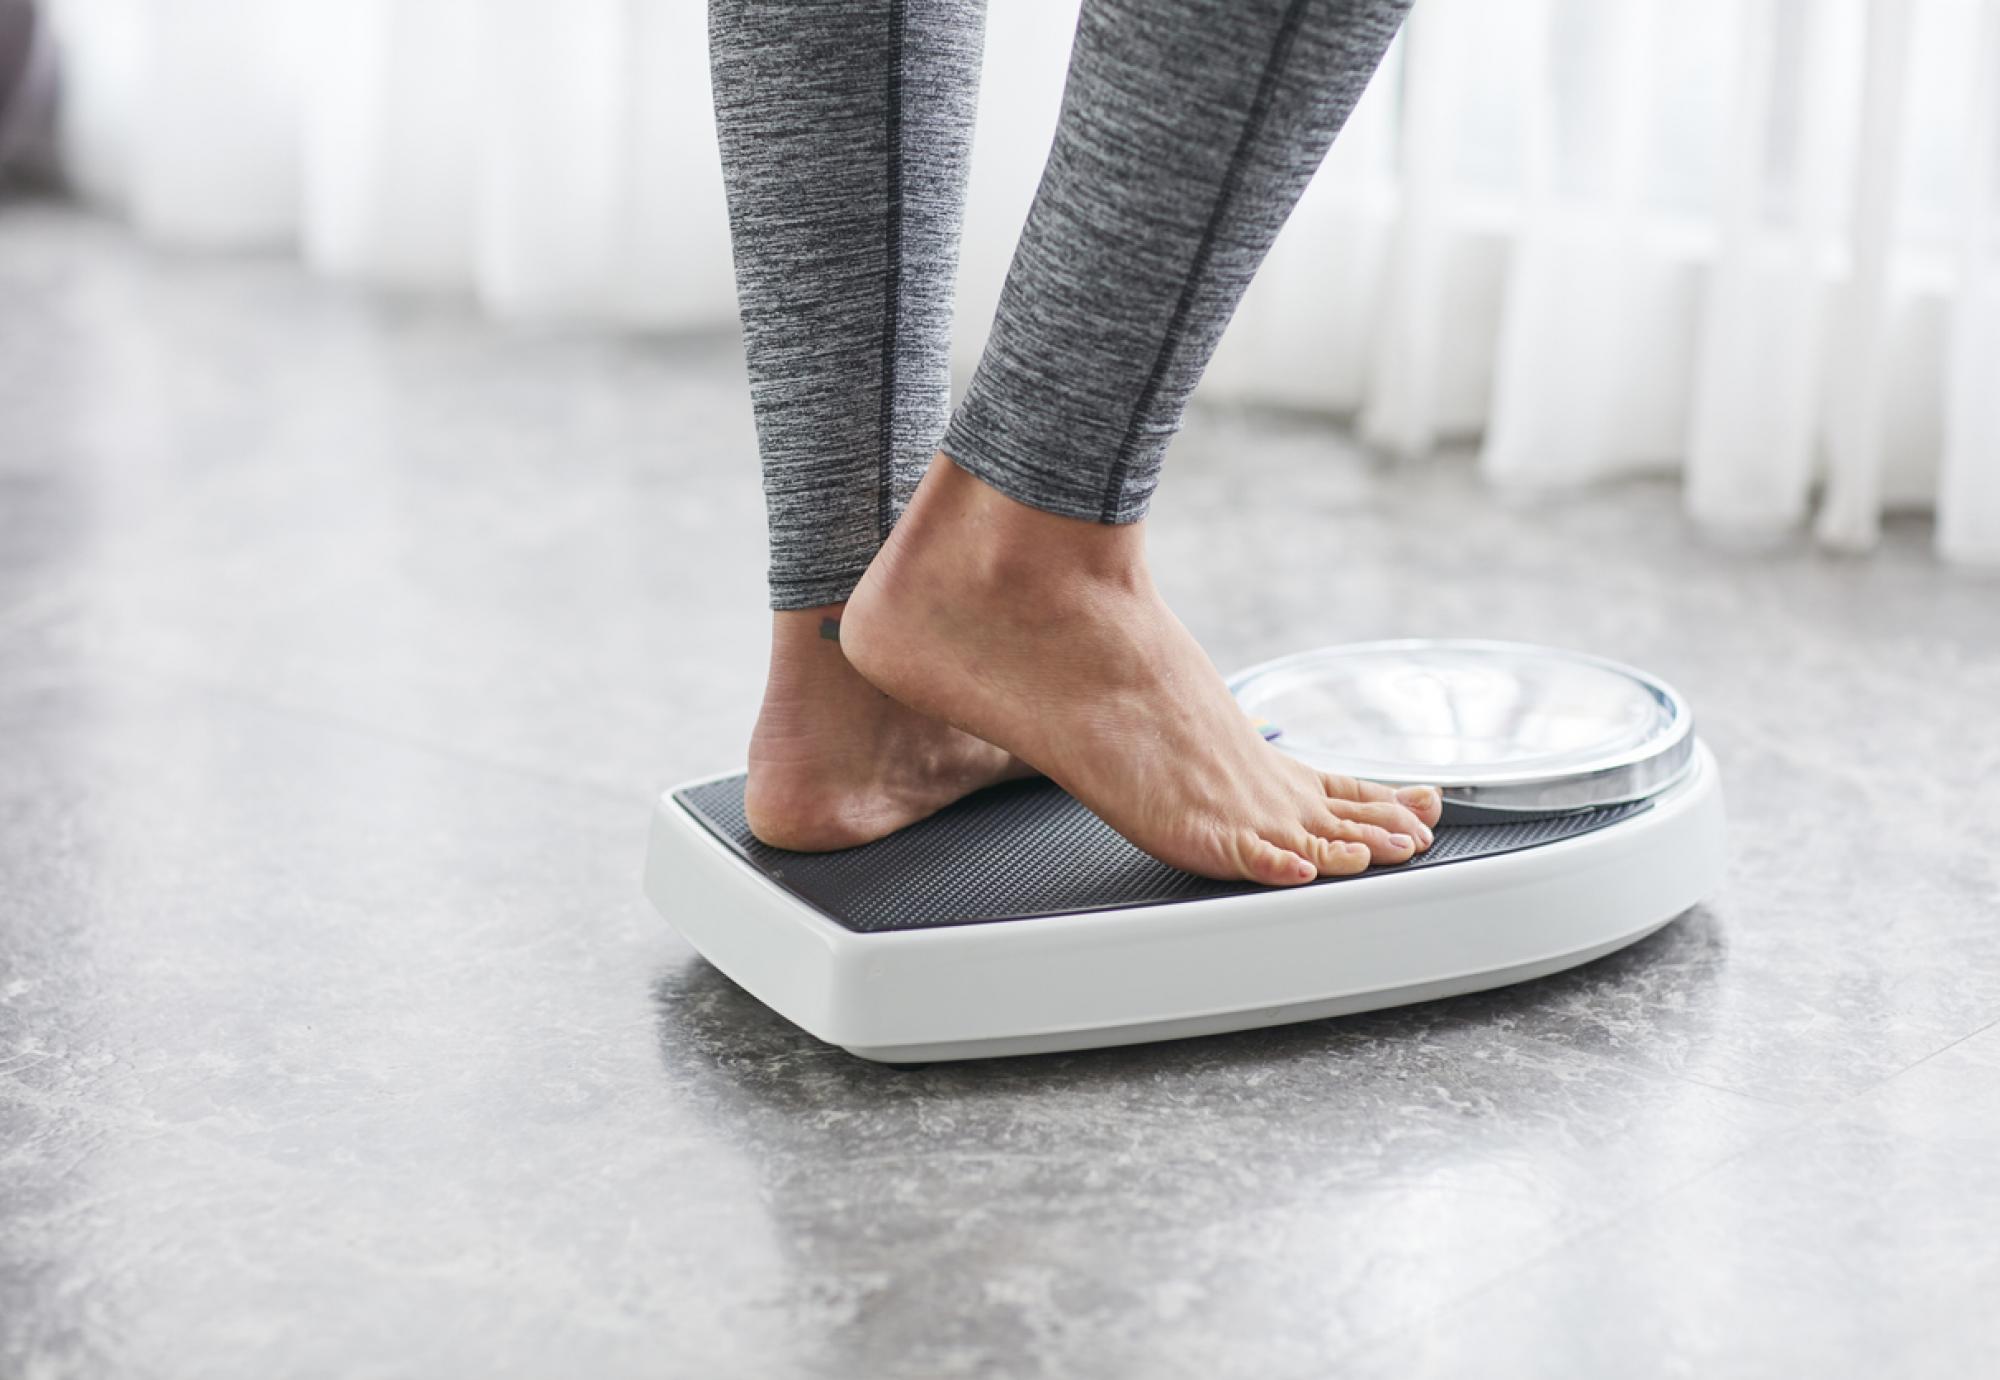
left=1319, top=771, right=1399, bottom=805
left=1321, top=772, right=1444, bottom=833
left=1298, top=830, right=1372, bottom=878
left=1326, top=797, right=1434, bottom=850
left=1393, top=784, right=1444, bottom=829
left=1310, top=809, right=1418, bottom=864
left=1241, top=834, right=1319, bottom=886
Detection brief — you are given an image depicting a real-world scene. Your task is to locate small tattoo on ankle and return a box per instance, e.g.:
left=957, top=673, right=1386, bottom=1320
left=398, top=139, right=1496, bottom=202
left=819, top=617, right=841, bottom=643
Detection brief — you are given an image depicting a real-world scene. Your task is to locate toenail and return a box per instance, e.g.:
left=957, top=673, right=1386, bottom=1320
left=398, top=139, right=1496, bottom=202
left=1389, top=833, right=1415, bottom=850
left=1397, top=786, right=1438, bottom=809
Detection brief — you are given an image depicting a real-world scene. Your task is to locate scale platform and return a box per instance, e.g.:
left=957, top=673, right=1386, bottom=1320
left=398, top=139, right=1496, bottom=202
left=644, top=641, right=1726, bottom=1062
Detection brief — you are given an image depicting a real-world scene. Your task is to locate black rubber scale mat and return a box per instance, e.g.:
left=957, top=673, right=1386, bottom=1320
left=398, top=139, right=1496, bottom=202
left=674, top=775, right=1650, bottom=934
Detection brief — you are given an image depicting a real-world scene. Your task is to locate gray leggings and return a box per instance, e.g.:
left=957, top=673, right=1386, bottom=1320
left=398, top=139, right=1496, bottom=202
left=710, top=0, right=1410, bottom=610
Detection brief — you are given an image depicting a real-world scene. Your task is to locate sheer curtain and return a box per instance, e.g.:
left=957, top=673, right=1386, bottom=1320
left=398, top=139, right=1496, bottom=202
left=40, top=0, right=2000, bottom=566
left=50, top=0, right=739, bottom=323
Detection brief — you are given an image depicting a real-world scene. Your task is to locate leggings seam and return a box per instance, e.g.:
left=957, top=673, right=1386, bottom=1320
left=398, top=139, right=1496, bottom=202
left=1098, top=0, right=1313, bottom=522
left=879, top=0, right=907, bottom=542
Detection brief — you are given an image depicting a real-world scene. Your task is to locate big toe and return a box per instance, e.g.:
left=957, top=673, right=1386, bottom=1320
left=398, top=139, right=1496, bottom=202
left=1394, top=784, right=1444, bottom=830
left=1320, top=771, right=1445, bottom=833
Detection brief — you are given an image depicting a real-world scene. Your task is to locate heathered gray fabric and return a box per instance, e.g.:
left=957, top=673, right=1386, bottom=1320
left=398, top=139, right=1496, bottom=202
left=710, top=0, right=1409, bottom=609
left=709, top=0, right=987, bottom=611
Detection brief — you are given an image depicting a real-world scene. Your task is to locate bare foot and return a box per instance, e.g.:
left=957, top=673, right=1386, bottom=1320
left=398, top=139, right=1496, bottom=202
left=743, top=602, right=1033, bottom=851
left=841, top=455, right=1444, bottom=886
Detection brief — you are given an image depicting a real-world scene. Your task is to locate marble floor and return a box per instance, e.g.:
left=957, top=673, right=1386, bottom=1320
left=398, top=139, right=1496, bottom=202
left=2, top=200, right=1997, bottom=1380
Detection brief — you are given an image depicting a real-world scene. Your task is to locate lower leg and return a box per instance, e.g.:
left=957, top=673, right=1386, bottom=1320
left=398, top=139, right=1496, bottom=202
left=709, top=0, right=987, bottom=607
left=710, top=0, right=1020, bottom=848
left=942, top=0, right=1413, bottom=520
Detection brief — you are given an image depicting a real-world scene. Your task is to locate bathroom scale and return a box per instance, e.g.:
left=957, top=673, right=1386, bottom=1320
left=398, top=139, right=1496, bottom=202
left=644, top=640, right=1725, bottom=1062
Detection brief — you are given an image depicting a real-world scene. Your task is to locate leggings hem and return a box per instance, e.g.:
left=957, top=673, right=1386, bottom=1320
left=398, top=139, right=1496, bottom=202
left=939, top=426, right=1152, bottom=526
left=768, top=569, right=870, bottom=612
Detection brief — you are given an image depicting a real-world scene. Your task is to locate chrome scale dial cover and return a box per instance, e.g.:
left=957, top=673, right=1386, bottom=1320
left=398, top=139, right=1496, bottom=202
left=1229, top=640, right=1696, bottom=816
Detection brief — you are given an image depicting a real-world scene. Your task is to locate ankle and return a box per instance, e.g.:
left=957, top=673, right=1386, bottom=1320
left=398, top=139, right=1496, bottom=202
left=886, top=453, right=1151, bottom=597
left=761, top=603, right=863, bottom=706
left=771, top=602, right=848, bottom=656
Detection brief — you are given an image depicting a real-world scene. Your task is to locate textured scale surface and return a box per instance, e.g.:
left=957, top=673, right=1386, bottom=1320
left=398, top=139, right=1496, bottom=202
left=674, top=775, right=1650, bottom=933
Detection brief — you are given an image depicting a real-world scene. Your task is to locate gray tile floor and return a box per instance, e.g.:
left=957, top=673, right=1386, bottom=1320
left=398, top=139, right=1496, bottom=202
left=3, top=200, right=1997, bottom=1379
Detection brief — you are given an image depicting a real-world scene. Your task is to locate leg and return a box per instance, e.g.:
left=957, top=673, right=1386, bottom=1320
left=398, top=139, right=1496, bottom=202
left=710, top=0, right=988, bottom=608
left=711, top=0, right=1026, bottom=849
left=845, top=0, right=1440, bottom=884
left=945, top=0, right=1414, bottom=521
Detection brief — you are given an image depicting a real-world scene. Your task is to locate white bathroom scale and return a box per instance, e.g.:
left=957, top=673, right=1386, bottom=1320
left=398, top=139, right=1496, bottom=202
left=644, top=641, right=1725, bottom=1063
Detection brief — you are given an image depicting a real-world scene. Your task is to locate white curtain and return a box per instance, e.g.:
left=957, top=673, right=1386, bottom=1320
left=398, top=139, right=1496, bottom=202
left=40, top=0, right=2000, bottom=566
left=49, top=0, right=739, bottom=323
